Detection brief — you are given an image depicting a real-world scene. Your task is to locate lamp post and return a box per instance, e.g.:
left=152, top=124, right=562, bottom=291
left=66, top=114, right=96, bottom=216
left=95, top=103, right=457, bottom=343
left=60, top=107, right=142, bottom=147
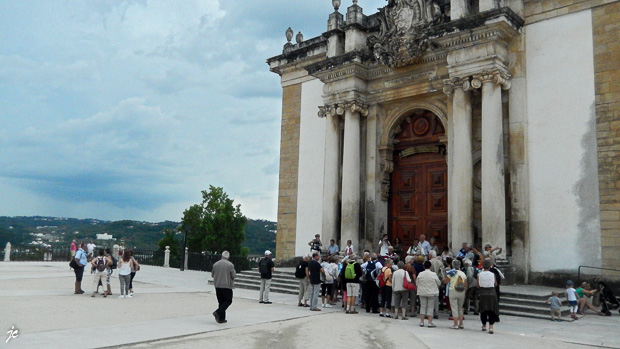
left=179, top=224, right=186, bottom=271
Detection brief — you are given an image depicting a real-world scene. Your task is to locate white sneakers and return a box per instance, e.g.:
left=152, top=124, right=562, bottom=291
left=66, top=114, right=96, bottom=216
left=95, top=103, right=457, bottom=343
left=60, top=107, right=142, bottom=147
left=118, top=294, right=132, bottom=299
left=118, top=295, right=125, bottom=299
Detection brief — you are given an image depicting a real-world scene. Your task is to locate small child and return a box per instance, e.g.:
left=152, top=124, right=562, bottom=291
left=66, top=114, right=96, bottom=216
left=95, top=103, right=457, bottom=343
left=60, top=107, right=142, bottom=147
left=566, top=280, right=579, bottom=320
left=546, top=290, right=562, bottom=321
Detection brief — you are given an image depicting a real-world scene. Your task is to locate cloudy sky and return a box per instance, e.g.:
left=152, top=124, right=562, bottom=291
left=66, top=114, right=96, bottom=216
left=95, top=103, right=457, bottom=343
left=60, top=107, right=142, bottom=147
left=0, top=0, right=386, bottom=223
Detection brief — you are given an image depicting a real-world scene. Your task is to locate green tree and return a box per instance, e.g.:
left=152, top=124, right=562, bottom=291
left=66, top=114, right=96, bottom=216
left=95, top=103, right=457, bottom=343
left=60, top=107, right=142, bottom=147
left=158, top=228, right=180, bottom=258
left=180, top=186, right=248, bottom=256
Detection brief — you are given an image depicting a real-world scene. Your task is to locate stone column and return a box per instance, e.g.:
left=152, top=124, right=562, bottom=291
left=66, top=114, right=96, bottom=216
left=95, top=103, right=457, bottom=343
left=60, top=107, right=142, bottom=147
left=4, top=242, right=11, bottom=262
left=444, top=79, right=473, bottom=252
left=164, top=246, right=170, bottom=268
left=184, top=247, right=189, bottom=270
left=319, top=105, right=342, bottom=246
left=340, top=101, right=368, bottom=251
left=473, top=71, right=511, bottom=256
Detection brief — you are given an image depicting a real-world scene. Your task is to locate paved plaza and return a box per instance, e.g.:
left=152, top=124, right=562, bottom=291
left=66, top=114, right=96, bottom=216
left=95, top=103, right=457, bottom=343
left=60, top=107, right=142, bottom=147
left=1, top=262, right=619, bottom=348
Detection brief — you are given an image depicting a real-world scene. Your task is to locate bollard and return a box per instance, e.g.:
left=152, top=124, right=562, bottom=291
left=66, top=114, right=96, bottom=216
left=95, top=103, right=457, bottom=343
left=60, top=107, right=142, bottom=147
left=164, top=246, right=170, bottom=268
left=4, top=242, right=11, bottom=262
left=184, top=247, right=188, bottom=270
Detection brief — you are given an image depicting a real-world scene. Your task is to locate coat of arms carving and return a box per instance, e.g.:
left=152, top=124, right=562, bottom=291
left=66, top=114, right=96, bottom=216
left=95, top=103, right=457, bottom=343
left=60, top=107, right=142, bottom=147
left=368, top=0, right=447, bottom=68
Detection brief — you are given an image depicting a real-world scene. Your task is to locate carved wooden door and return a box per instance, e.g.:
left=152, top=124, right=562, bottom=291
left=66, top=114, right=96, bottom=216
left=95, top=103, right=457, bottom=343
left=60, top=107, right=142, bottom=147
left=388, top=111, right=447, bottom=249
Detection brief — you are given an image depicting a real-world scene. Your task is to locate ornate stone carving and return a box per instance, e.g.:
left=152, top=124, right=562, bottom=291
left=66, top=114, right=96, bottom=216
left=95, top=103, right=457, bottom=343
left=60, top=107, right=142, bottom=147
left=342, top=101, right=369, bottom=117
left=442, top=77, right=471, bottom=95
left=471, top=70, right=512, bottom=90
left=318, top=101, right=368, bottom=118
left=285, top=27, right=293, bottom=43
left=367, top=0, right=447, bottom=68
left=380, top=159, right=394, bottom=201
left=296, top=31, right=304, bottom=44
left=332, top=0, right=341, bottom=11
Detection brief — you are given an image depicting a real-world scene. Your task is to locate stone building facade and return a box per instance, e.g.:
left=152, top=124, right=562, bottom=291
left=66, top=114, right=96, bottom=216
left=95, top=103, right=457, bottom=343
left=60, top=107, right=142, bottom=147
left=267, top=0, right=620, bottom=284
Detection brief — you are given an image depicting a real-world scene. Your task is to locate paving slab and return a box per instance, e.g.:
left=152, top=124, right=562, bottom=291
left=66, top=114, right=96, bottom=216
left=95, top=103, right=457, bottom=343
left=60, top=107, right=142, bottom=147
left=1, top=262, right=619, bottom=349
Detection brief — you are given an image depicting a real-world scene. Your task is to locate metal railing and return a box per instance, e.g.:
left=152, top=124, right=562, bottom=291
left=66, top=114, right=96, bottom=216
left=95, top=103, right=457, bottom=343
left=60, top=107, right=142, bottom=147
left=2, top=244, right=256, bottom=273
left=577, top=265, right=620, bottom=284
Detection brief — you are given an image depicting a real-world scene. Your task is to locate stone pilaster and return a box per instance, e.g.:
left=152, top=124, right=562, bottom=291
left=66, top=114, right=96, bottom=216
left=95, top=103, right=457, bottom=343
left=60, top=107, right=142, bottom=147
left=340, top=101, right=368, bottom=251
left=276, top=84, right=302, bottom=260
left=472, top=70, right=511, bottom=256
left=444, top=78, right=474, bottom=253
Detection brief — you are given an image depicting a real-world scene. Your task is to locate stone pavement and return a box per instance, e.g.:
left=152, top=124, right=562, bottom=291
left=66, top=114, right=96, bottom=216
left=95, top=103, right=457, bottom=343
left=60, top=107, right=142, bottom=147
left=1, top=262, right=619, bottom=349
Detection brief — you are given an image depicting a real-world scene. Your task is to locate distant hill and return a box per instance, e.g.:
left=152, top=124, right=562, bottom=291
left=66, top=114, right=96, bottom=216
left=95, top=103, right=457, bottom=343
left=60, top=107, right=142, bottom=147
left=0, top=216, right=276, bottom=255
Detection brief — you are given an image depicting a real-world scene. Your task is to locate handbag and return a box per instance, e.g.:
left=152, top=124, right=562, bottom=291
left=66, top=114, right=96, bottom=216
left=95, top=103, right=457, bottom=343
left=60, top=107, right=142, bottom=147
left=403, top=272, right=416, bottom=291
left=69, top=257, right=79, bottom=269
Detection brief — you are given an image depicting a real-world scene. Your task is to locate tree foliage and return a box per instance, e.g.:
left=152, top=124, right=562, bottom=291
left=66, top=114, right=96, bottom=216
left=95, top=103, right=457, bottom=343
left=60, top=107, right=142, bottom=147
left=157, top=228, right=180, bottom=260
left=180, top=186, right=248, bottom=256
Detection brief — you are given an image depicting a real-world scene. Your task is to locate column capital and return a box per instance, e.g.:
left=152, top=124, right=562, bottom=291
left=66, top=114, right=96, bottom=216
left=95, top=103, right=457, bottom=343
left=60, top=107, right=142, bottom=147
left=342, top=100, right=369, bottom=117
left=472, top=70, right=511, bottom=90
left=443, top=77, right=472, bottom=95
left=319, top=101, right=368, bottom=118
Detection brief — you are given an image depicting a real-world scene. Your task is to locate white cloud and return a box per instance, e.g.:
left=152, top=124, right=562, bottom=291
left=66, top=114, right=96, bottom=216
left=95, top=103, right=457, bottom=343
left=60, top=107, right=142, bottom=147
left=0, top=0, right=390, bottom=223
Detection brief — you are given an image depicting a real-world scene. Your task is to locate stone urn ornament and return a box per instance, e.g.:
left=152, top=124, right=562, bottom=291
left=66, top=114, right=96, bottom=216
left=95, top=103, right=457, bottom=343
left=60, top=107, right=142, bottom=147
left=296, top=31, right=304, bottom=44
left=285, top=27, right=293, bottom=43
left=332, top=0, right=341, bottom=10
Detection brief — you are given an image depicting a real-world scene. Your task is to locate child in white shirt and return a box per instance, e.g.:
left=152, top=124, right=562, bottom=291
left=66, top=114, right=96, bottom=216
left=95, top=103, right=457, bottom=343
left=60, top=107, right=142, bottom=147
left=566, top=280, right=579, bottom=320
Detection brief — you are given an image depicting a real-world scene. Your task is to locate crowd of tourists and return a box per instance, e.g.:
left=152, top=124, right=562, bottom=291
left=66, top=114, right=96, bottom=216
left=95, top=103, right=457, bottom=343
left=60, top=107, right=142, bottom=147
left=279, top=234, right=504, bottom=332
left=70, top=242, right=140, bottom=299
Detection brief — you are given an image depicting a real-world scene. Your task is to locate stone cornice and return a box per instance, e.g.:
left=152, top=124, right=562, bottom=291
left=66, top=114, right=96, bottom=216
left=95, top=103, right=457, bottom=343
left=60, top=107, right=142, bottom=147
left=305, top=50, right=374, bottom=77
left=432, top=9, right=522, bottom=52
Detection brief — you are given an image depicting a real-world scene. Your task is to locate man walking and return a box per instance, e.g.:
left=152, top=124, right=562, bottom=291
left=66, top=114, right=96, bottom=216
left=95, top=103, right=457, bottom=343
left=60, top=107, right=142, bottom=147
left=212, top=251, right=236, bottom=324
left=258, top=250, right=275, bottom=304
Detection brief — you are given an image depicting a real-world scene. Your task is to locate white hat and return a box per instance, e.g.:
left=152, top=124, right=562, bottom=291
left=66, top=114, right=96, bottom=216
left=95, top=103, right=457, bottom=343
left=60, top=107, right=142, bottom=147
left=265, top=250, right=272, bottom=256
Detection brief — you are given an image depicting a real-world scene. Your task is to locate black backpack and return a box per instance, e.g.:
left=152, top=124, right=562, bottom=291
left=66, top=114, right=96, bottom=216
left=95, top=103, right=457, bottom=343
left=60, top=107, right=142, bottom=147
left=295, top=261, right=306, bottom=279
left=110, top=256, right=117, bottom=270
left=365, top=261, right=377, bottom=280
left=95, top=256, right=106, bottom=272
left=259, top=258, right=270, bottom=274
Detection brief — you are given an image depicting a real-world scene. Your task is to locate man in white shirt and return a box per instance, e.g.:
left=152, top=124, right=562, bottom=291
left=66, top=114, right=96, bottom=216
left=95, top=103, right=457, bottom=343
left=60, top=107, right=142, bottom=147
left=418, top=234, right=431, bottom=259
left=87, top=241, right=96, bottom=259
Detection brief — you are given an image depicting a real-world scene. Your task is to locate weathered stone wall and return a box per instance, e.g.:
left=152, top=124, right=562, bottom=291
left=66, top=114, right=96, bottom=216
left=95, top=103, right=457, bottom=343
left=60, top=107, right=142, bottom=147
left=593, top=1, right=620, bottom=277
left=524, top=0, right=618, bottom=24
left=276, top=84, right=301, bottom=260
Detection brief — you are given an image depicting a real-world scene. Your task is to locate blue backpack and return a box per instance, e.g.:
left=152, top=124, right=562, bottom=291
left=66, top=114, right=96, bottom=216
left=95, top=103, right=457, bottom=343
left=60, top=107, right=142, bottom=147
left=365, top=261, right=377, bottom=280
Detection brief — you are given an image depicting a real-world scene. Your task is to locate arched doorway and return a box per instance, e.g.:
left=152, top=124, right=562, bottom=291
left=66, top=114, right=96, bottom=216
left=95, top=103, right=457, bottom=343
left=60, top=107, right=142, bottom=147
left=389, top=110, right=447, bottom=250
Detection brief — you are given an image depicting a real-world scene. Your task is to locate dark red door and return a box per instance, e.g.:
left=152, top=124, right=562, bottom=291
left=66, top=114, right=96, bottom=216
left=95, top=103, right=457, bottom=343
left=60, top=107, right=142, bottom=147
left=388, top=111, right=447, bottom=249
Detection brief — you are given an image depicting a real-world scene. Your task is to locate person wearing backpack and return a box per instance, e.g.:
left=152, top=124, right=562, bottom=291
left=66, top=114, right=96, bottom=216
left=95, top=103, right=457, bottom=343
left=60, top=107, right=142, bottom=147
left=90, top=249, right=111, bottom=298
left=340, top=255, right=362, bottom=314
left=463, top=258, right=479, bottom=315
left=443, top=259, right=468, bottom=329
left=104, top=248, right=116, bottom=296
left=378, top=258, right=394, bottom=318
left=258, top=250, right=275, bottom=304
left=361, top=253, right=381, bottom=313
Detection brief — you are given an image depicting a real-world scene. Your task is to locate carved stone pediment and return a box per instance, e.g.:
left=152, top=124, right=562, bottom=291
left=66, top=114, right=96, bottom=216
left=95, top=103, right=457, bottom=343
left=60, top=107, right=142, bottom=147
left=367, top=0, right=447, bottom=68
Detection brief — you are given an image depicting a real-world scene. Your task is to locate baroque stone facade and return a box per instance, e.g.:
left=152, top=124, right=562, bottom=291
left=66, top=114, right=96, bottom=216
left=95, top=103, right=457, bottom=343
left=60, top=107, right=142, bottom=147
left=268, top=0, right=620, bottom=284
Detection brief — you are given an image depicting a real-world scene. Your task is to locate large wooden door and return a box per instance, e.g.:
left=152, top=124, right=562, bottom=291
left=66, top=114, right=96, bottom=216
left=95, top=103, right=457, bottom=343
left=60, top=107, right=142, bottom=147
left=389, top=111, right=447, bottom=248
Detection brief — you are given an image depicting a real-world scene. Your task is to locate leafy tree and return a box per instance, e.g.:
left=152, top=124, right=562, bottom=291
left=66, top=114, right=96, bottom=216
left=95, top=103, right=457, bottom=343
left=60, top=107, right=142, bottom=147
left=158, top=228, right=180, bottom=259
left=180, top=186, right=248, bottom=256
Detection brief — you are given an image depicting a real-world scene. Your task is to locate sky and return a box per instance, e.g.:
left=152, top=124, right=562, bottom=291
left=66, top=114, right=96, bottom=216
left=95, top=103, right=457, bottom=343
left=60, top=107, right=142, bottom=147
left=0, top=0, right=387, bottom=223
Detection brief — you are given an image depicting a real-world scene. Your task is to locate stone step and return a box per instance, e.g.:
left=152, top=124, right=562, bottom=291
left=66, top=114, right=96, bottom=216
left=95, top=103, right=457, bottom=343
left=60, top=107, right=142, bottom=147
left=499, top=302, right=571, bottom=316
left=499, top=309, right=575, bottom=321
left=500, top=296, right=555, bottom=307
